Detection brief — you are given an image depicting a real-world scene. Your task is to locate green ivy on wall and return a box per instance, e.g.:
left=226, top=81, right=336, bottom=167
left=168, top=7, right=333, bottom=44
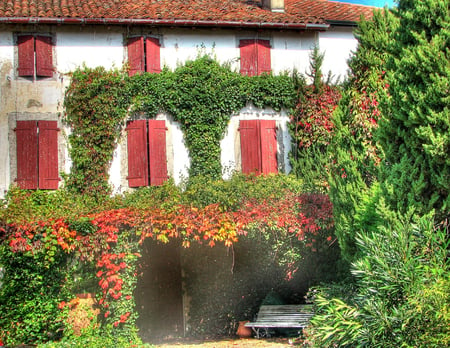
left=64, top=67, right=129, bottom=198
left=64, top=56, right=296, bottom=196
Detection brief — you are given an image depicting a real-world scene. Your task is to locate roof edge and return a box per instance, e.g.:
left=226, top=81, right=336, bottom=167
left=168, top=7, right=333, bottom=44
left=0, top=17, right=330, bottom=30
left=326, top=20, right=358, bottom=27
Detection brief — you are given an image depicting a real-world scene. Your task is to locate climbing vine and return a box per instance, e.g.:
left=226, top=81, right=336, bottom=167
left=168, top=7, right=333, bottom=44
left=289, top=48, right=342, bottom=189
left=64, top=67, right=129, bottom=198
left=64, top=56, right=296, bottom=196
left=0, top=177, right=335, bottom=344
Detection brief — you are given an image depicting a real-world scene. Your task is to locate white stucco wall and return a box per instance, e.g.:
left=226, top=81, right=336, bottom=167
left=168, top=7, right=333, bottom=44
left=161, top=29, right=239, bottom=70
left=56, top=29, right=125, bottom=73
left=0, top=24, right=359, bottom=198
left=318, top=27, right=358, bottom=82
left=271, top=31, right=316, bottom=76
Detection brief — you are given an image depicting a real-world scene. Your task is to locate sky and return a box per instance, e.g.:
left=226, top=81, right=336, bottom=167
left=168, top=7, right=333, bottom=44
left=332, top=0, right=397, bottom=7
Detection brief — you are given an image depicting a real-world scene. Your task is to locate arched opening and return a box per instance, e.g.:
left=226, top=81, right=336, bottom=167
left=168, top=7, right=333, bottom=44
left=135, top=239, right=184, bottom=342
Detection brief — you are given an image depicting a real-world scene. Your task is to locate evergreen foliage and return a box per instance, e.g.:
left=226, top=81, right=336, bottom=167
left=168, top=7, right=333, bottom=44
left=308, top=2, right=450, bottom=346
left=329, top=9, right=399, bottom=261
left=379, top=0, right=450, bottom=220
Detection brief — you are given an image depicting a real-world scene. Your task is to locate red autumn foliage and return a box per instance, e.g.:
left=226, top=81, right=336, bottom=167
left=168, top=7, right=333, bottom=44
left=4, top=192, right=333, bottom=327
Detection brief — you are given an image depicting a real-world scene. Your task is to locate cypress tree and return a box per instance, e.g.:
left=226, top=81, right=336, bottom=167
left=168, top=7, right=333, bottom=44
left=329, top=9, right=399, bottom=261
left=379, top=0, right=450, bottom=222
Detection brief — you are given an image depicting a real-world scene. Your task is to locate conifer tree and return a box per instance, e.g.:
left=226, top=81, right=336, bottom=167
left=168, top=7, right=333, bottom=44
left=329, top=9, right=399, bottom=261
left=379, top=0, right=449, bottom=222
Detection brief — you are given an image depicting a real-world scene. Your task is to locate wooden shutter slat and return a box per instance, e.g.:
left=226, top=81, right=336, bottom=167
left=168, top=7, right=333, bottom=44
left=15, top=121, right=38, bottom=189
left=127, top=37, right=145, bottom=76
left=38, top=121, right=59, bottom=189
left=35, top=36, right=53, bottom=77
left=148, top=120, right=168, bottom=185
left=239, top=120, right=261, bottom=174
left=146, top=37, right=161, bottom=73
left=259, top=120, right=278, bottom=174
left=126, top=120, right=149, bottom=187
left=257, top=39, right=271, bottom=75
left=239, top=39, right=257, bottom=76
left=17, top=35, right=35, bottom=77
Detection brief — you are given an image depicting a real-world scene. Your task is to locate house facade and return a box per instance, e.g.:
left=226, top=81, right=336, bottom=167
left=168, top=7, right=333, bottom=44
left=0, top=0, right=374, bottom=197
left=0, top=0, right=377, bottom=339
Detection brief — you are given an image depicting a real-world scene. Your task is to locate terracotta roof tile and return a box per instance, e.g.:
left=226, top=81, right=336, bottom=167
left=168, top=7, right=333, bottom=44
left=0, top=0, right=375, bottom=26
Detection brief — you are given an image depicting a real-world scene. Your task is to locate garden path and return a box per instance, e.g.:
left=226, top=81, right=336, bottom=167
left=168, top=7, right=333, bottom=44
left=153, top=337, right=301, bottom=347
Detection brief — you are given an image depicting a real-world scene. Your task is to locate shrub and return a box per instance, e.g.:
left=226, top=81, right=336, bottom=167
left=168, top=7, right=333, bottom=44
left=306, top=212, right=450, bottom=347
left=0, top=244, right=72, bottom=345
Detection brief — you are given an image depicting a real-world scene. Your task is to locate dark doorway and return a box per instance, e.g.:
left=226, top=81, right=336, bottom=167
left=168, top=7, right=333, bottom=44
left=135, top=240, right=184, bottom=342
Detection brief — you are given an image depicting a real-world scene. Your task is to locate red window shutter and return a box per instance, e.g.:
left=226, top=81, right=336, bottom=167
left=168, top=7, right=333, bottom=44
left=126, top=120, right=149, bottom=187
left=127, top=37, right=145, bottom=76
left=239, top=120, right=261, bottom=174
left=257, top=40, right=271, bottom=75
left=146, top=37, right=161, bottom=73
left=17, top=35, right=35, bottom=77
left=38, top=121, right=59, bottom=189
left=239, top=39, right=257, bottom=76
left=15, top=121, right=38, bottom=189
left=35, top=36, right=53, bottom=77
left=259, top=120, right=278, bottom=174
left=148, top=120, right=168, bottom=185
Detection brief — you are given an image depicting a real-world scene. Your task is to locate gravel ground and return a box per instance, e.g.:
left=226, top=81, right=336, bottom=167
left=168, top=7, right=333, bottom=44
left=152, top=337, right=304, bottom=347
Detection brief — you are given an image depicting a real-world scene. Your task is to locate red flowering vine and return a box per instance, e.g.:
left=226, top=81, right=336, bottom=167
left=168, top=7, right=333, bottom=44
left=2, top=190, right=334, bottom=340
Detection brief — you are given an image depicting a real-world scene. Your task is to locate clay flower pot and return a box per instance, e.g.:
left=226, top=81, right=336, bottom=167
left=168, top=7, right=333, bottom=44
left=236, top=320, right=252, bottom=338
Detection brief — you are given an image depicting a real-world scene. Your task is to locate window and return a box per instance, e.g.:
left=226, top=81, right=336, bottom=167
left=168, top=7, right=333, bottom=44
left=127, top=36, right=161, bottom=76
left=17, top=35, right=54, bottom=77
left=239, top=119, right=277, bottom=175
left=239, top=39, right=271, bottom=76
left=126, top=119, right=168, bottom=187
left=15, top=120, right=59, bottom=189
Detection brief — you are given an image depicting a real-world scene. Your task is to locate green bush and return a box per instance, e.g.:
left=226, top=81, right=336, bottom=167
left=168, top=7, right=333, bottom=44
left=38, top=336, right=153, bottom=348
left=306, top=212, right=450, bottom=347
left=182, top=172, right=303, bottom=209
left=0, top=245, right=72, bottom=345
left=379, top=0, right=450, bottom=220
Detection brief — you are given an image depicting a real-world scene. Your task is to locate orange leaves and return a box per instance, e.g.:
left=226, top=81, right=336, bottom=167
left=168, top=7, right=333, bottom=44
left=232, top=191, right=334, bottom=250
left=5, top=191, right=334, bottom=260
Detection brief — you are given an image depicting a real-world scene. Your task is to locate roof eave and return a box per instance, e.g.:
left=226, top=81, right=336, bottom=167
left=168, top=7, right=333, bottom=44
left=326, top=20, right=358, bottom=27
left=0, top=17, right=330, bottom=30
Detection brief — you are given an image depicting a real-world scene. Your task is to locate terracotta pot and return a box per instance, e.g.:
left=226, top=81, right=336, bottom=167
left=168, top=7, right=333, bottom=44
left=236, top=320, right=252, bottom=338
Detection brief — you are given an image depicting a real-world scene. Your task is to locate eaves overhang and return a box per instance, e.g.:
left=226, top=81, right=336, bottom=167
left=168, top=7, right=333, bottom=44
left=326, top=19, right=358, bottom=27
left=0, top=17, right=330, bottom=31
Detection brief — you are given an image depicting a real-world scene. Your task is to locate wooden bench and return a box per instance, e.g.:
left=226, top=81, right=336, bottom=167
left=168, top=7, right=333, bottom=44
left=244, top=304, right=314, bottom=338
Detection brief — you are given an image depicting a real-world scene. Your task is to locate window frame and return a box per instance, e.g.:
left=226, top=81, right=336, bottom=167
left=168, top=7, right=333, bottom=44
left=239, top=119, right=278, bottom=175
left=239, top=38, right=272, bottom=76
left=14, top=120, right=60, bottom=190
left=126, top=119, right=168, bottom=187
left=16, top=34, right=54, bottom=79
left=127, top=35, right=162, bottom=76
